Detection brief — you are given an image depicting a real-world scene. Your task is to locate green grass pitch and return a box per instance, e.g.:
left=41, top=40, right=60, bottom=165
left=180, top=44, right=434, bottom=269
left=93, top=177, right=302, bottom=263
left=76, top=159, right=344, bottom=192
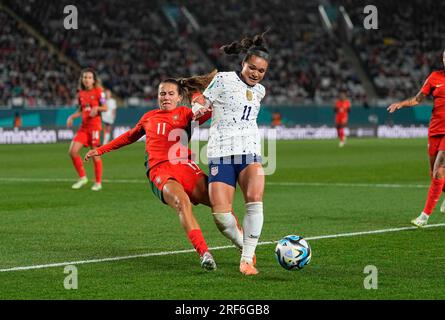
left=1, top=138, right=445, bottom=299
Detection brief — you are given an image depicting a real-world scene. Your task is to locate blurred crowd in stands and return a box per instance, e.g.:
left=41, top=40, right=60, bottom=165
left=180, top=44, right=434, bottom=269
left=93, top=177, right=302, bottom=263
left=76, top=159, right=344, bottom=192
left=1, top=0, right=443, bottom=108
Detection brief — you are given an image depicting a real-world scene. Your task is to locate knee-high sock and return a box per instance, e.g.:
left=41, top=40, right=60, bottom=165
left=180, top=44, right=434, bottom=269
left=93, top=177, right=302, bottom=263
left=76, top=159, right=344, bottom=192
left=241, top=202, right=264, bottom=263
left=212, top=211, right=243, bottom=249
left=104, top=132, right=111, bottom=145
left=337, top=128, right=345, bottom=141
left=93, top=158, right=103, bottom=183
left=71, top=155, right=86, bottom=178
left=187, top=229, right=209, bottom=257
left=423, top=178, right=445, bottom=215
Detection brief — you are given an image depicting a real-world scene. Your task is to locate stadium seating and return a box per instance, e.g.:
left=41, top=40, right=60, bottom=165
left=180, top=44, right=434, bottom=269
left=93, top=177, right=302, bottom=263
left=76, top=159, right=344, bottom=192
left=335, top=0, right=445, bottom=102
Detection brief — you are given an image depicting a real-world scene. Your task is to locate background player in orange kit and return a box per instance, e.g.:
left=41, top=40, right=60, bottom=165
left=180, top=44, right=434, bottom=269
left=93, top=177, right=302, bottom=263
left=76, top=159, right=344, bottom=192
left=67, top=68, right=107, bottom=191
left=388, top=49, right=445, bottom=227
left=84, top=71, right=244, bottom=270
left=334, top=90, right=351, bottom=147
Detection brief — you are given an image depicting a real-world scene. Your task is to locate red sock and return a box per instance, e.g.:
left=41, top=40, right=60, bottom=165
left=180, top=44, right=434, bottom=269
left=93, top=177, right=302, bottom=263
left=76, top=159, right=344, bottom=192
left=71, top=155, right=86, bottom=178
left=93, top=158, right=103, bottom=183
left=187, top=229, right=209, bottom=257
left=338, top=128, right=345, bottom=141
left=423, top=177, right=445, bottom=215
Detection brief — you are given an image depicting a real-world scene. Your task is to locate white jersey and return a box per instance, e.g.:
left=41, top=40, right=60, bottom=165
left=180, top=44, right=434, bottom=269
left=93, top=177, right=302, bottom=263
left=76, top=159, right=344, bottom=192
left=102, top=98, right=117, bottom=124
left=203, top=71, right=266, bottom=158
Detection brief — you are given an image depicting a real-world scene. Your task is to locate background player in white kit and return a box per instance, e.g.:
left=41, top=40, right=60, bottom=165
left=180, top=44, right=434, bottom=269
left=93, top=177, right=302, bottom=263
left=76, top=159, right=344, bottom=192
left=193, top=31, right=270, bottom=275
left=102, top=89, right=117, bottom=144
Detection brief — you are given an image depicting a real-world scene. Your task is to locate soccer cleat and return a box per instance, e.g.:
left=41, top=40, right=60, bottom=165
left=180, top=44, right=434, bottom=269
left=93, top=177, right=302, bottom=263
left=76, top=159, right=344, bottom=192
left=240, top=249, right=257, bottom=266
left=411, top=215, right=428, bottom=228
left=200, top=252, right=217, bottom=271
left=240, top=259, right=258, bottom=276
left=72, top=177, right=88, bottom=189
left=91, top=183, right=102, bottom=191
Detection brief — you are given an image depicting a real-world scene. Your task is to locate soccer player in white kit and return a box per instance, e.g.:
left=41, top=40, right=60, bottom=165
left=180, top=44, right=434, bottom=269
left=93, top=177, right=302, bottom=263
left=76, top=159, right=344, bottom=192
left=193, top=32, right=270, bottom=275
left=102, top=89, right=117, bottom=144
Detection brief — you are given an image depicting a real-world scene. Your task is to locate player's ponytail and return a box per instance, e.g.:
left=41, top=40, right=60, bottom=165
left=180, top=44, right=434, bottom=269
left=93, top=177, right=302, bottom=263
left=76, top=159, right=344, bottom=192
left=220, top=29, right=271, bottom=63
left=175, top=69, right=218, bottom=102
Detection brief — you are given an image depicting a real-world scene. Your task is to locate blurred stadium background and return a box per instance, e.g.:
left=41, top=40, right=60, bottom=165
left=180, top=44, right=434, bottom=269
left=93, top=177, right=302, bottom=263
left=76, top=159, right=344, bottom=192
left=2, top=1, right=445, bottom=301
left=1, top=0, right=444, bottom=142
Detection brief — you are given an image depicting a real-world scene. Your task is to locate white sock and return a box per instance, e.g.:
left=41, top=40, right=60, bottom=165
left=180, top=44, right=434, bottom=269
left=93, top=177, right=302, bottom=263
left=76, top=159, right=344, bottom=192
left=212, top=212, right=243, bottom=249
left=104, top=132, right=111, bottom=144
left=420, top=212, right=430, bottom=220
left=241, top=202, right=263, bottom=264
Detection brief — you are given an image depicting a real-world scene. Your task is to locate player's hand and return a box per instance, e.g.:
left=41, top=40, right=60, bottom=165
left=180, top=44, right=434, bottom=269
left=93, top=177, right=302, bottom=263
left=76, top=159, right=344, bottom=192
left=66, top=116, right=73, bottom=128
left=387, top=103, right=402, bottom=113
left=192, top=106, right=212, bottom=120
left=84, top=149, right=99, bottom=162
left=90, top=107, right=99, bottom=117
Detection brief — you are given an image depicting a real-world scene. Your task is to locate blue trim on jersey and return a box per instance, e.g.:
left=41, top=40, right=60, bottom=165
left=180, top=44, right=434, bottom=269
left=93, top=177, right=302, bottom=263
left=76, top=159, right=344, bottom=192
left=208, top=154, right=262, bottom=187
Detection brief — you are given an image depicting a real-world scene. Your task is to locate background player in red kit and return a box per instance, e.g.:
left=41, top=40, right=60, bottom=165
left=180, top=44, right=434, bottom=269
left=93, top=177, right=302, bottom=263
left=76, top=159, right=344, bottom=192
left=84, top=71, right=244, bottom=270
left=388, top=49, right=445, bottom=227
left=334, top=90, right=351, bottom=147
left=67, top=68, right=107, bottom=191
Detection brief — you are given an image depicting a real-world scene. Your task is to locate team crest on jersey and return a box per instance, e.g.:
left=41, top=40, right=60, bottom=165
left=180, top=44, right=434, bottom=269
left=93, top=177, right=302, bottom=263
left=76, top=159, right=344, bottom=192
left=173, top=115, right=179, bottom=121
left=246, top=90, right=253, bottom=101
left=210, top=166, right=218, bottom=176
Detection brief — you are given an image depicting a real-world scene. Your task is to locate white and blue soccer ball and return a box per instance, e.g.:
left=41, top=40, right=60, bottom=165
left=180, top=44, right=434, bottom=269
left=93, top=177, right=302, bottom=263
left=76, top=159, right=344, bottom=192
left=275, top=235, right=311, bottom=271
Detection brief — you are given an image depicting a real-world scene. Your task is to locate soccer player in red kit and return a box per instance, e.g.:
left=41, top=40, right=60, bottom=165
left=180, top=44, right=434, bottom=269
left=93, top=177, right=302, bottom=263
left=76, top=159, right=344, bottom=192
left=85, top=71, right=244, bottom=270
left=334, top=90, right=351, bottom=147
left=67, top=68, right=107, bottom=191
left=388, top=49, right=445, bottom=227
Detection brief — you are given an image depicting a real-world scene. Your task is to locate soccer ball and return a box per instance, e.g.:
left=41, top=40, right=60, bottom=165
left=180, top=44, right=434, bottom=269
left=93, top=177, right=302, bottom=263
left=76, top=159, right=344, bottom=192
left=275, top=235, right=311, bottom=271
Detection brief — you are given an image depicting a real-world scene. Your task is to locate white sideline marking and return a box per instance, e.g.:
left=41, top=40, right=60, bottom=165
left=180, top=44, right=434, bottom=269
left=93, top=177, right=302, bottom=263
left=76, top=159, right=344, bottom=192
left=0, top=177, right=429, bottom=189
left=1, top=223, right=444, bottom=273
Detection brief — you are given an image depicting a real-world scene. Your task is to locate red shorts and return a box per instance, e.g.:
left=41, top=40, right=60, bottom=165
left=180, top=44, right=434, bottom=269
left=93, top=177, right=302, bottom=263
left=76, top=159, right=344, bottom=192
left=148, top=161, right=206, bottom=205
left=74, top=128, right=101, bottom=148
left=335, top=115, right=348, bottom=126
left=428, top=135, right=445, bottom=156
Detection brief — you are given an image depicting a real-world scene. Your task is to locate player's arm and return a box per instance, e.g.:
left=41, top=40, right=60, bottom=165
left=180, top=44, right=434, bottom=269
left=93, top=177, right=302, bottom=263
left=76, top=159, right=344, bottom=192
left=90, top=91, right=108, bottom=116
left=387, top=91, right=426, bottom=113
left=66, top=106, right=82, bottom=128
left=192, top=93, right=212, bottom=120
left=84, top=122, right=145, bottom=161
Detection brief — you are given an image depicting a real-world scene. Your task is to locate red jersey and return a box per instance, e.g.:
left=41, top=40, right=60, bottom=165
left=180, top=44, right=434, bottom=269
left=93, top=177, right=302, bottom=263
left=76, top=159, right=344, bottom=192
left=420, top=70, right=445, bottom=136
left=334, top=99, right=351, bottom=117
left=78, top=87, right=105, bottom=130
left=96, top=106, right=211, bottom=170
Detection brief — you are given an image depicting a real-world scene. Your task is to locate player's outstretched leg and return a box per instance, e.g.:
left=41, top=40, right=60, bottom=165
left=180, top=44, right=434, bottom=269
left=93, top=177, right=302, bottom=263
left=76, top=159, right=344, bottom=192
left=163, top=180, right=216, bottom=271
left=413, top=152, right=445, bottom=227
